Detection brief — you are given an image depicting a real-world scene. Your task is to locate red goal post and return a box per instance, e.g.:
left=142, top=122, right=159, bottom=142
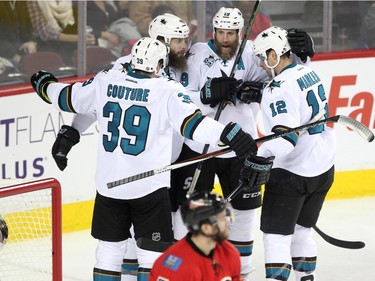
left=0, top=178, right=62, bottom=281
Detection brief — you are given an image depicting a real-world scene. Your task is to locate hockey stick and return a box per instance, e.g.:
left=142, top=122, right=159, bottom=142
left=225, top=183, right=366, bottom=249
left=187, top=0, right=263, bottom=196
left=107, top=114, right=373, bottom=188
left=313, top=225, right=365, bottom=249
left=110, top=110, right=335, bottom=189
left=106, top=149, right=231, bottom=188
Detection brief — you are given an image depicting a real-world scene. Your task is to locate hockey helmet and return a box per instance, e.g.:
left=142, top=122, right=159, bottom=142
left=252, top=26, right=291, bottom=62
left=149, top=13, right=190, bottom=46
left=213, top=7, right=244, bottom=35
left=180, top=191, right=232, bottom=231
left=131, top=37, right=169, bottom=74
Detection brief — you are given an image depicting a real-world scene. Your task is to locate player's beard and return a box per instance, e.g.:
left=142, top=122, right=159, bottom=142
left=168, top=50, right=187, bottom=70
left=213, top=226, right=229, bottom=244
left=214, top=39, right=239, bottom=61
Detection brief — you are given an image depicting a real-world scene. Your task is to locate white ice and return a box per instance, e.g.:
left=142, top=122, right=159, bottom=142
left=62, top=196, right=375, bottom=281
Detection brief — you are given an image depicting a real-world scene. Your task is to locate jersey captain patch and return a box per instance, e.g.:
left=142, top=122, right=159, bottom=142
left=162, top=254, right=183, bottom=271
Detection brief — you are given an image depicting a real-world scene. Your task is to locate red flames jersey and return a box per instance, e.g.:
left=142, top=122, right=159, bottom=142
left=150, top=235, right=241, bottom=281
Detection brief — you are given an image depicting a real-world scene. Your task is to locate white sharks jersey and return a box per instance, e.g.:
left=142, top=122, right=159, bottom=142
left=258, top=63, right=336, bottom=177
left=182, top=39, right=268, bottom=157
left=46, top=69, right=226, bottom=199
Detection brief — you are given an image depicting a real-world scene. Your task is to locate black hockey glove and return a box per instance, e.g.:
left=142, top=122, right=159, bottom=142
left=201, top=76, right=242, bottom=108
left=237, top=81, right=264, bottom=104
left=240, top=154, right=274, bottom=191
left=287, top=28, right=315, bottom=63
left=30, top=70, right=58, bottom=104
left=52, top=125, right=80, bottom=171
left=220, top=122, right=258, bottom=159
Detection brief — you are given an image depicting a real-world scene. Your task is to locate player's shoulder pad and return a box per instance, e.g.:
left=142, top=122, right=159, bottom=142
left=187, top=42, right=206, bottom=57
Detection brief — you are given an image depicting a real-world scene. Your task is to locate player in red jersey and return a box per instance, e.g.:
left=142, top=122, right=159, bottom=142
left=149, top=191, right=241, bottom=281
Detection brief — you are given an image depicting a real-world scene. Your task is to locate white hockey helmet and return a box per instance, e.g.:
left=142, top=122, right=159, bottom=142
left=213, top=7, right=244, bottom=35
left=131, top=37, right=169, bottom=74
left=252, top=26, right=291, bottom=62
left=149, top=13, right=190, bottom=46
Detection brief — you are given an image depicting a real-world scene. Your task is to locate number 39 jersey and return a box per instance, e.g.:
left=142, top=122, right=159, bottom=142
left=258, top=63, right=336, bottom=177
left=46, top=69, right=226, bottom=199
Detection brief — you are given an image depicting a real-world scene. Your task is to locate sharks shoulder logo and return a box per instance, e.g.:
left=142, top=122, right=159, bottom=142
left=267, top=79, right=285, bottom=93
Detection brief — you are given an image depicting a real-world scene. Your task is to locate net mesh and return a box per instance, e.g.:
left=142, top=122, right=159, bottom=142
left=0, top=186, right=54, bottom=280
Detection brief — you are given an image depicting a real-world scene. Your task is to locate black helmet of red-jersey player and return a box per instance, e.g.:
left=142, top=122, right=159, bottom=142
left=180, top=191, right=233, bottom=232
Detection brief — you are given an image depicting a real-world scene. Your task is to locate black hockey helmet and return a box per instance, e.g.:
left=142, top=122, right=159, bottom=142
left=180, top=191, right=229, bottom=232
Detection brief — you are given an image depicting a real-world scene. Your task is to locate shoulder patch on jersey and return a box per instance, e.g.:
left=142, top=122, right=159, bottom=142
left=166, top=77, right=178, bottom=83
left=185, top=49, right=194, bottom=59
left=177, top=92, right=192, bottom=103
left=204, top=55, right=215, bottom=67
left=156, top=277, right=169, bottom=281
left=267, top=79, right=285, bottom=93
left=162, top=254, right=183, bottom=271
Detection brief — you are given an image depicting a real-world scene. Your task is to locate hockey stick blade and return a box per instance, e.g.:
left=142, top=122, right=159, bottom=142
left=256, top=115, right=373, bottom=144
left=313, top=225, right=365, bottom=249
left=336, top=115, right=374, bottom=142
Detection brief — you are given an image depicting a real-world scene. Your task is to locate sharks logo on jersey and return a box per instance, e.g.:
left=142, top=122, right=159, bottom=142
left=267, top=79, right=285, bottom=93
left=185, top=49, right=193, bottom=59
left=178, top=92, right=192, bottom=104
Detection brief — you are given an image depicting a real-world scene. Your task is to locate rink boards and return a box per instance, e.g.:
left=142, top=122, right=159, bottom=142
left=1, top=51, right=375, bottom=233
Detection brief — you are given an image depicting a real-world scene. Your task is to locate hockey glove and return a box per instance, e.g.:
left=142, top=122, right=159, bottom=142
left=201, top=76, right=242, bottom=108
left=237, top=81, right=264, bottom=104
left=220, top=122, right=258, bottom=159
left=30, top=70, right=58, bottom=104
left=240, top=154, right=274, bottom=191
left=287, top=28, right=315, bottom=63
left=52, top=125, right=80, bottom=171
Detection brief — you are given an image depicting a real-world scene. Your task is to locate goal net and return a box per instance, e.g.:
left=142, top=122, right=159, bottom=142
left=0, top=178, right=62, bottom=281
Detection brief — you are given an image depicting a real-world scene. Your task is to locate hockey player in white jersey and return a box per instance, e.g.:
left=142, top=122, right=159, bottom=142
left=49, top=14, right=191, bottom=281
left=252, top=26, right=336, bottom=281
left=31, top=36, right=258, bottom=281
left=171, top=7, right=316, bottom=280
left=171, top=9, right=264, bottom=280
